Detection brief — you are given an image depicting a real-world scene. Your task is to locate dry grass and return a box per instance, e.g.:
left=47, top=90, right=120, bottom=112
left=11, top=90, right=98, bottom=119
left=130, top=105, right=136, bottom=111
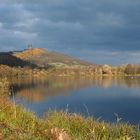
left=0, top=97, right=140, bottom=140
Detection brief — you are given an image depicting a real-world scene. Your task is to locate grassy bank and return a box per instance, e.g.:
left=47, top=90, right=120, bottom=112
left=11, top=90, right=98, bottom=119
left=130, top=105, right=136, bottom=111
left=0, top=95, right=140, bottom=140
left=0, top=78, right=140, bottom=139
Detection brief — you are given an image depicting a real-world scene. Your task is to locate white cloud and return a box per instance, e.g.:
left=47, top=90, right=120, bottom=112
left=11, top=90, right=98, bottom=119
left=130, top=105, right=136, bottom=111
left=96, top=12, right=125, bottom=27
left=0, top=22, right=3, bottom=28
left=15, top=17, right=39, bottom=28
left=0, top=0, right=64, bottom=4
left=13, top=30, right=38, bottom=41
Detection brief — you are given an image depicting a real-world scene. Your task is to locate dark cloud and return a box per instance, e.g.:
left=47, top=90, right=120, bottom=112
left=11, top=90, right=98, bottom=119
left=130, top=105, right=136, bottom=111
left=0, top=0, right=140, bottom=64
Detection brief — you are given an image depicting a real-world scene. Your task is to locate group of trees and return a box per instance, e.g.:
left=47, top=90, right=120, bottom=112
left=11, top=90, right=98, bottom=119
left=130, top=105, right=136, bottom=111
left=124, top=64, right=140, bottom=75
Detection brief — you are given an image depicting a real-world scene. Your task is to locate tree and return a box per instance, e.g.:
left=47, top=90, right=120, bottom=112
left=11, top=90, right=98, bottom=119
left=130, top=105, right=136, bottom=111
left=124, top=64, right=134, bottom=75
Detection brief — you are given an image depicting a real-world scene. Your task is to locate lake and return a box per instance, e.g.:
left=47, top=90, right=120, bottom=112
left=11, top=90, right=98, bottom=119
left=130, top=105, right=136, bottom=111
left=10, top=76, right=140, bottom=124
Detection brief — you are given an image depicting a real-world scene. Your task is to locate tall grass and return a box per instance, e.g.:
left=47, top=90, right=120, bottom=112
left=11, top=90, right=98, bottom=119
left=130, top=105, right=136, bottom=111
left=0, top=98, right=140, bottom=140
left=0, top=78, right=9, bottom=95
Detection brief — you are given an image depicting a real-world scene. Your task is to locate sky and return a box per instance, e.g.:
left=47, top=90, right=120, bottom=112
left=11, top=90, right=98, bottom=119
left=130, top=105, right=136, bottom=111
left=0, top=0, right=140, bottom=65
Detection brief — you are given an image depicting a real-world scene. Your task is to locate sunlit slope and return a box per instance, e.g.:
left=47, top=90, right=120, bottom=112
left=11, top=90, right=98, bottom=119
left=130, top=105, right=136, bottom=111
left=14, top=48, right=93, bottom=67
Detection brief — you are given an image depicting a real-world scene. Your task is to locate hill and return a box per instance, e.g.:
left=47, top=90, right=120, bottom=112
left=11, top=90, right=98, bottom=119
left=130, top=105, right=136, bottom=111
left=1, top=48, right=140, bottom=76
left=0, top=52, right=37, bottom=68
left=14, top=48, right=93, bottom=67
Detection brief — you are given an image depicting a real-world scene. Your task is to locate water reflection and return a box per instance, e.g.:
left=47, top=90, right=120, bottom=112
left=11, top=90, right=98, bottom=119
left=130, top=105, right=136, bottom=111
left=11, top=76, right=140, bottom=103
left=10, top=76, right=140, bottom=124
left=11, top=77, right=94, bottom=102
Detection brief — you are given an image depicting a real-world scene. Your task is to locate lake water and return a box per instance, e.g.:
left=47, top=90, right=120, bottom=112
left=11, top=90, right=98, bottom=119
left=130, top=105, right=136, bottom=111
left=11, top=76, right=140, bottom=124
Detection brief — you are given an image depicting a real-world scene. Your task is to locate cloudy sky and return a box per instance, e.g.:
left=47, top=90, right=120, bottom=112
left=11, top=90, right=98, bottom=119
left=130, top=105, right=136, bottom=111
left=0, top=0, right=140, bottom=65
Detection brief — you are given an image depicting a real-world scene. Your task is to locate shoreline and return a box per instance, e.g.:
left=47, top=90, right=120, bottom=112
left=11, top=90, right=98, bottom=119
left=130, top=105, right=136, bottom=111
left=1, top=71, right=140, bottom=139
left=0, top=95, right=140, bottom=139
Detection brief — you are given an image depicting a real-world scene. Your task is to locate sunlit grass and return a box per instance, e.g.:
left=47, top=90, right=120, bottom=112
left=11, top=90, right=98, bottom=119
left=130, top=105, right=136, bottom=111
left=0, top=96, right=140, bottom=140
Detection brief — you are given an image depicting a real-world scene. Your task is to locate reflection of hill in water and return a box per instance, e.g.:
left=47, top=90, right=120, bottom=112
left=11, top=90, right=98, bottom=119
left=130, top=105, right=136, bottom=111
left=11, top=77, right=94, bottom=102
left=10, top=76, right=140, bottom=102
